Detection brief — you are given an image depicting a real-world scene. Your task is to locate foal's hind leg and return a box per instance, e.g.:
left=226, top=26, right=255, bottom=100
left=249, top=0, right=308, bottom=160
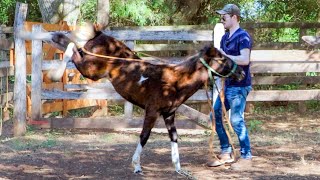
left=132, top=108, right=159, bottom=174
left=163, top=112, right=195, bottom=179
left=163, top=112, right=181, bottom=172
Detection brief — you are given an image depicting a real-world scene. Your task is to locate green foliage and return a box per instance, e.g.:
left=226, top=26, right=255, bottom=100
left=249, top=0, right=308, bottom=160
left=110, top=0, right=170, bottom=26
left=26, top=125, right=37, bottom=135
left=306, top=100, right=320, bottom=111
left=107, top=104, right=124, bottom=116
left=0, top=0, right=41, bottom=26
left=67, top=107, right=95, bottom=117
left=79, top=0, right=97, bottom=23
left=39, top=138, right=57, bottom=148
left=0, top=0, right=15, bottom=25
left=48, top=111, right=61, bottom=118
left=247, top=119, right=263, bottom=133
left=256, top=0, right=320, bottom=22
left=253, top=102, right=296, bottom=114
left=26, top=0, right=42, bottom=23
left=9, top=137, right=57, bottom=150
left=306, top=72, right=318, bottom=76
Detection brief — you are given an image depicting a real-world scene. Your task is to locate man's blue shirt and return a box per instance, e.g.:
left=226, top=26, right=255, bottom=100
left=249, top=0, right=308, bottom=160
left=220, top=28, right=252, bottom=87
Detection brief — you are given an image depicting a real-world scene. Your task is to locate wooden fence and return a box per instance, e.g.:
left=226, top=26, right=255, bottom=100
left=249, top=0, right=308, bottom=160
left=5, top=2, right=320, bottom=135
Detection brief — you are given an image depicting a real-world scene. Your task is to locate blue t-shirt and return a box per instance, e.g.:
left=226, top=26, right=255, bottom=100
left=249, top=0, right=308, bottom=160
left=220, top=28, right=252, bottom=87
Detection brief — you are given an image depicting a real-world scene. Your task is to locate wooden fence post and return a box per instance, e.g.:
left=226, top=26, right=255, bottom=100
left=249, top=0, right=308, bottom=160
left=13, top=2, right=28, bottom=136
left=124, top=40, right=135, bottom=120
left=31, top=25, right=43, bottom=120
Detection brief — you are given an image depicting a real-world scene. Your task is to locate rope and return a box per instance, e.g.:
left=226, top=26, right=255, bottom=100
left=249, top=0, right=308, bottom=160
left=204, top=76, right=237, bottom=162
left=81, top=47, right=197, bottom=64
left=200, top=56, right=237, bottom=158
left=134, top=51, right=170, bottom=63
left=3, top=66, right=11, bottom=115
left=80, top=47, right=166, bottom=62
left=204, top=81, right=219, bottom=161
left=217, top=79, right=236, bottom=159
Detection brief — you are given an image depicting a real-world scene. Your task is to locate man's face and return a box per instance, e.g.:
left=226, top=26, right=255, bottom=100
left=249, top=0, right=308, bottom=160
left=220, top=14, right=234, bottom=29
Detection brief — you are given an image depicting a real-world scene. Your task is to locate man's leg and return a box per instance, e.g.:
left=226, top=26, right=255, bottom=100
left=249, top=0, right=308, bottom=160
left=226, top=86, right=253, bottom=170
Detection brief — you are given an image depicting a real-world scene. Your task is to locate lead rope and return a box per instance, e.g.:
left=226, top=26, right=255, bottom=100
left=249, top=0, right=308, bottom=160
left=217, top=79, right=236, bottom=160
left=80, top=47, right=170, bottom=62
left=204, top=69, right=236, bottom=163
left=204, top=81, right=219, bottom=161
left=200, top=58, right=235, bottom=133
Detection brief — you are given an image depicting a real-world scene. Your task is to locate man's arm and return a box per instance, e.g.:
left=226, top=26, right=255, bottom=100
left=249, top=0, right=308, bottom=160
left=219, top=48, right=250, bottom=65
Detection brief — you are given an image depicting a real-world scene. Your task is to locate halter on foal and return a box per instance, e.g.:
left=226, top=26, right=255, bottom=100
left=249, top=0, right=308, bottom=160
left=18, top=23, right=245, bottom=176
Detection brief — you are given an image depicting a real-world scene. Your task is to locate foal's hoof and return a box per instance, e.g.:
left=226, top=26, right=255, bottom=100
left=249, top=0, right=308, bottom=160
left=134, top=169, right=144, bottom=175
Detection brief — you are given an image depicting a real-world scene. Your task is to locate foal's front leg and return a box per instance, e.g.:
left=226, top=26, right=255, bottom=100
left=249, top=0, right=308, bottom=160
left=132, top=109, right=159, bottom=174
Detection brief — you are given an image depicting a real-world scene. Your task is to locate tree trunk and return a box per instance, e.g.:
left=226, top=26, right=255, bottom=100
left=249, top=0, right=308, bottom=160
left=170, top=0, right=211, bottom=25
left=97, top=0, right=109, bottom=29
left=37, top=0, right=81, bottom=26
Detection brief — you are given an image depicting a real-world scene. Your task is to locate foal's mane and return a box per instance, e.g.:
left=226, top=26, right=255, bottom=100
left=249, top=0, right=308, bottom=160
left=173, top=46, right=208, bottom=73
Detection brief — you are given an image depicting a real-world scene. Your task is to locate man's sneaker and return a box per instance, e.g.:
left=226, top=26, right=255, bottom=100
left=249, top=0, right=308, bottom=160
left=206, top=153, right=234, bottom=167
left=230, top=158, right=252, bottom=170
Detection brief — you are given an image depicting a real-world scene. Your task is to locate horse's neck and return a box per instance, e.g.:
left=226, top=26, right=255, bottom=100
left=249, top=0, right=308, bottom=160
left=175, top=57, right=209, bottom=90
left=106, top=35, right=140, bottom=59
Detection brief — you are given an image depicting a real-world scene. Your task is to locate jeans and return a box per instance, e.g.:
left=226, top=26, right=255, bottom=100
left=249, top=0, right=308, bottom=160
left=212, top=86, right=252, bottom=159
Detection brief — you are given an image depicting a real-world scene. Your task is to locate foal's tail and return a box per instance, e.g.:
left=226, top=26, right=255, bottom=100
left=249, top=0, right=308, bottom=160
left=17, top=30, right=54, bottom=41
left=17, top=30, right=71, bottom=51
left=16, top=21, right=97, bottom=50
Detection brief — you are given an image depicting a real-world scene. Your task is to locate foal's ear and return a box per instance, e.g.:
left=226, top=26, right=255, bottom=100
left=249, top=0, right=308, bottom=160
left=203, top=45, right=220, bottom=57
left=93, top=23, right=104, bottom=32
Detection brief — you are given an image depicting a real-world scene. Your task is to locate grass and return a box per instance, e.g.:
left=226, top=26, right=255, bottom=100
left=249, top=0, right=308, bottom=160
left=8, top=137, right=58, bottom=151
left=3, top=127, right=61, bottom=151
left=67, top=106, right=96, bottom=117
left=247, top=119, right=263, bottom=133
left=107, top=104, right=124, bottom=116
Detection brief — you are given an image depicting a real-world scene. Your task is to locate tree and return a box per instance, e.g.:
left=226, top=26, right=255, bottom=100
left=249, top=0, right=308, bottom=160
left=97, top=0, right=109, bottom=29
left=37, top=0, right=82, bottom=26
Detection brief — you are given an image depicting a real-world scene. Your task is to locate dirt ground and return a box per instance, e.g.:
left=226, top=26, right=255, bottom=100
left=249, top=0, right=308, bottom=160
left=0, top=110, right=319, bottom=180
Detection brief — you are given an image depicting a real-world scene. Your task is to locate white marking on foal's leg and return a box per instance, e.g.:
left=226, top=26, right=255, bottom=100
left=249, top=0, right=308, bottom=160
left=138, top=75, right=148, bottom=85
left=132, top=142, right=143, bottom=173
left=171, top=142, right=181, bottom=172
left=46, top=43, right=75, bottom=81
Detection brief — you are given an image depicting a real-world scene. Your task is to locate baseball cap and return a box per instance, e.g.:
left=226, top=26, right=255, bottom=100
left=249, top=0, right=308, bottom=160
left=216, top=4, right=240, bottom=17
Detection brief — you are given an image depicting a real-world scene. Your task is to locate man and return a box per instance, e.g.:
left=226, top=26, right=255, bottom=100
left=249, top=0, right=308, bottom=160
left=207, top=4, right=253, bottom=170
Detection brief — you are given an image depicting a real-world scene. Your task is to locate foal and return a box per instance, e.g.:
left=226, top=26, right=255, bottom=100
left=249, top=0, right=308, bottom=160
left=18, top=24, right=245, bottom=176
